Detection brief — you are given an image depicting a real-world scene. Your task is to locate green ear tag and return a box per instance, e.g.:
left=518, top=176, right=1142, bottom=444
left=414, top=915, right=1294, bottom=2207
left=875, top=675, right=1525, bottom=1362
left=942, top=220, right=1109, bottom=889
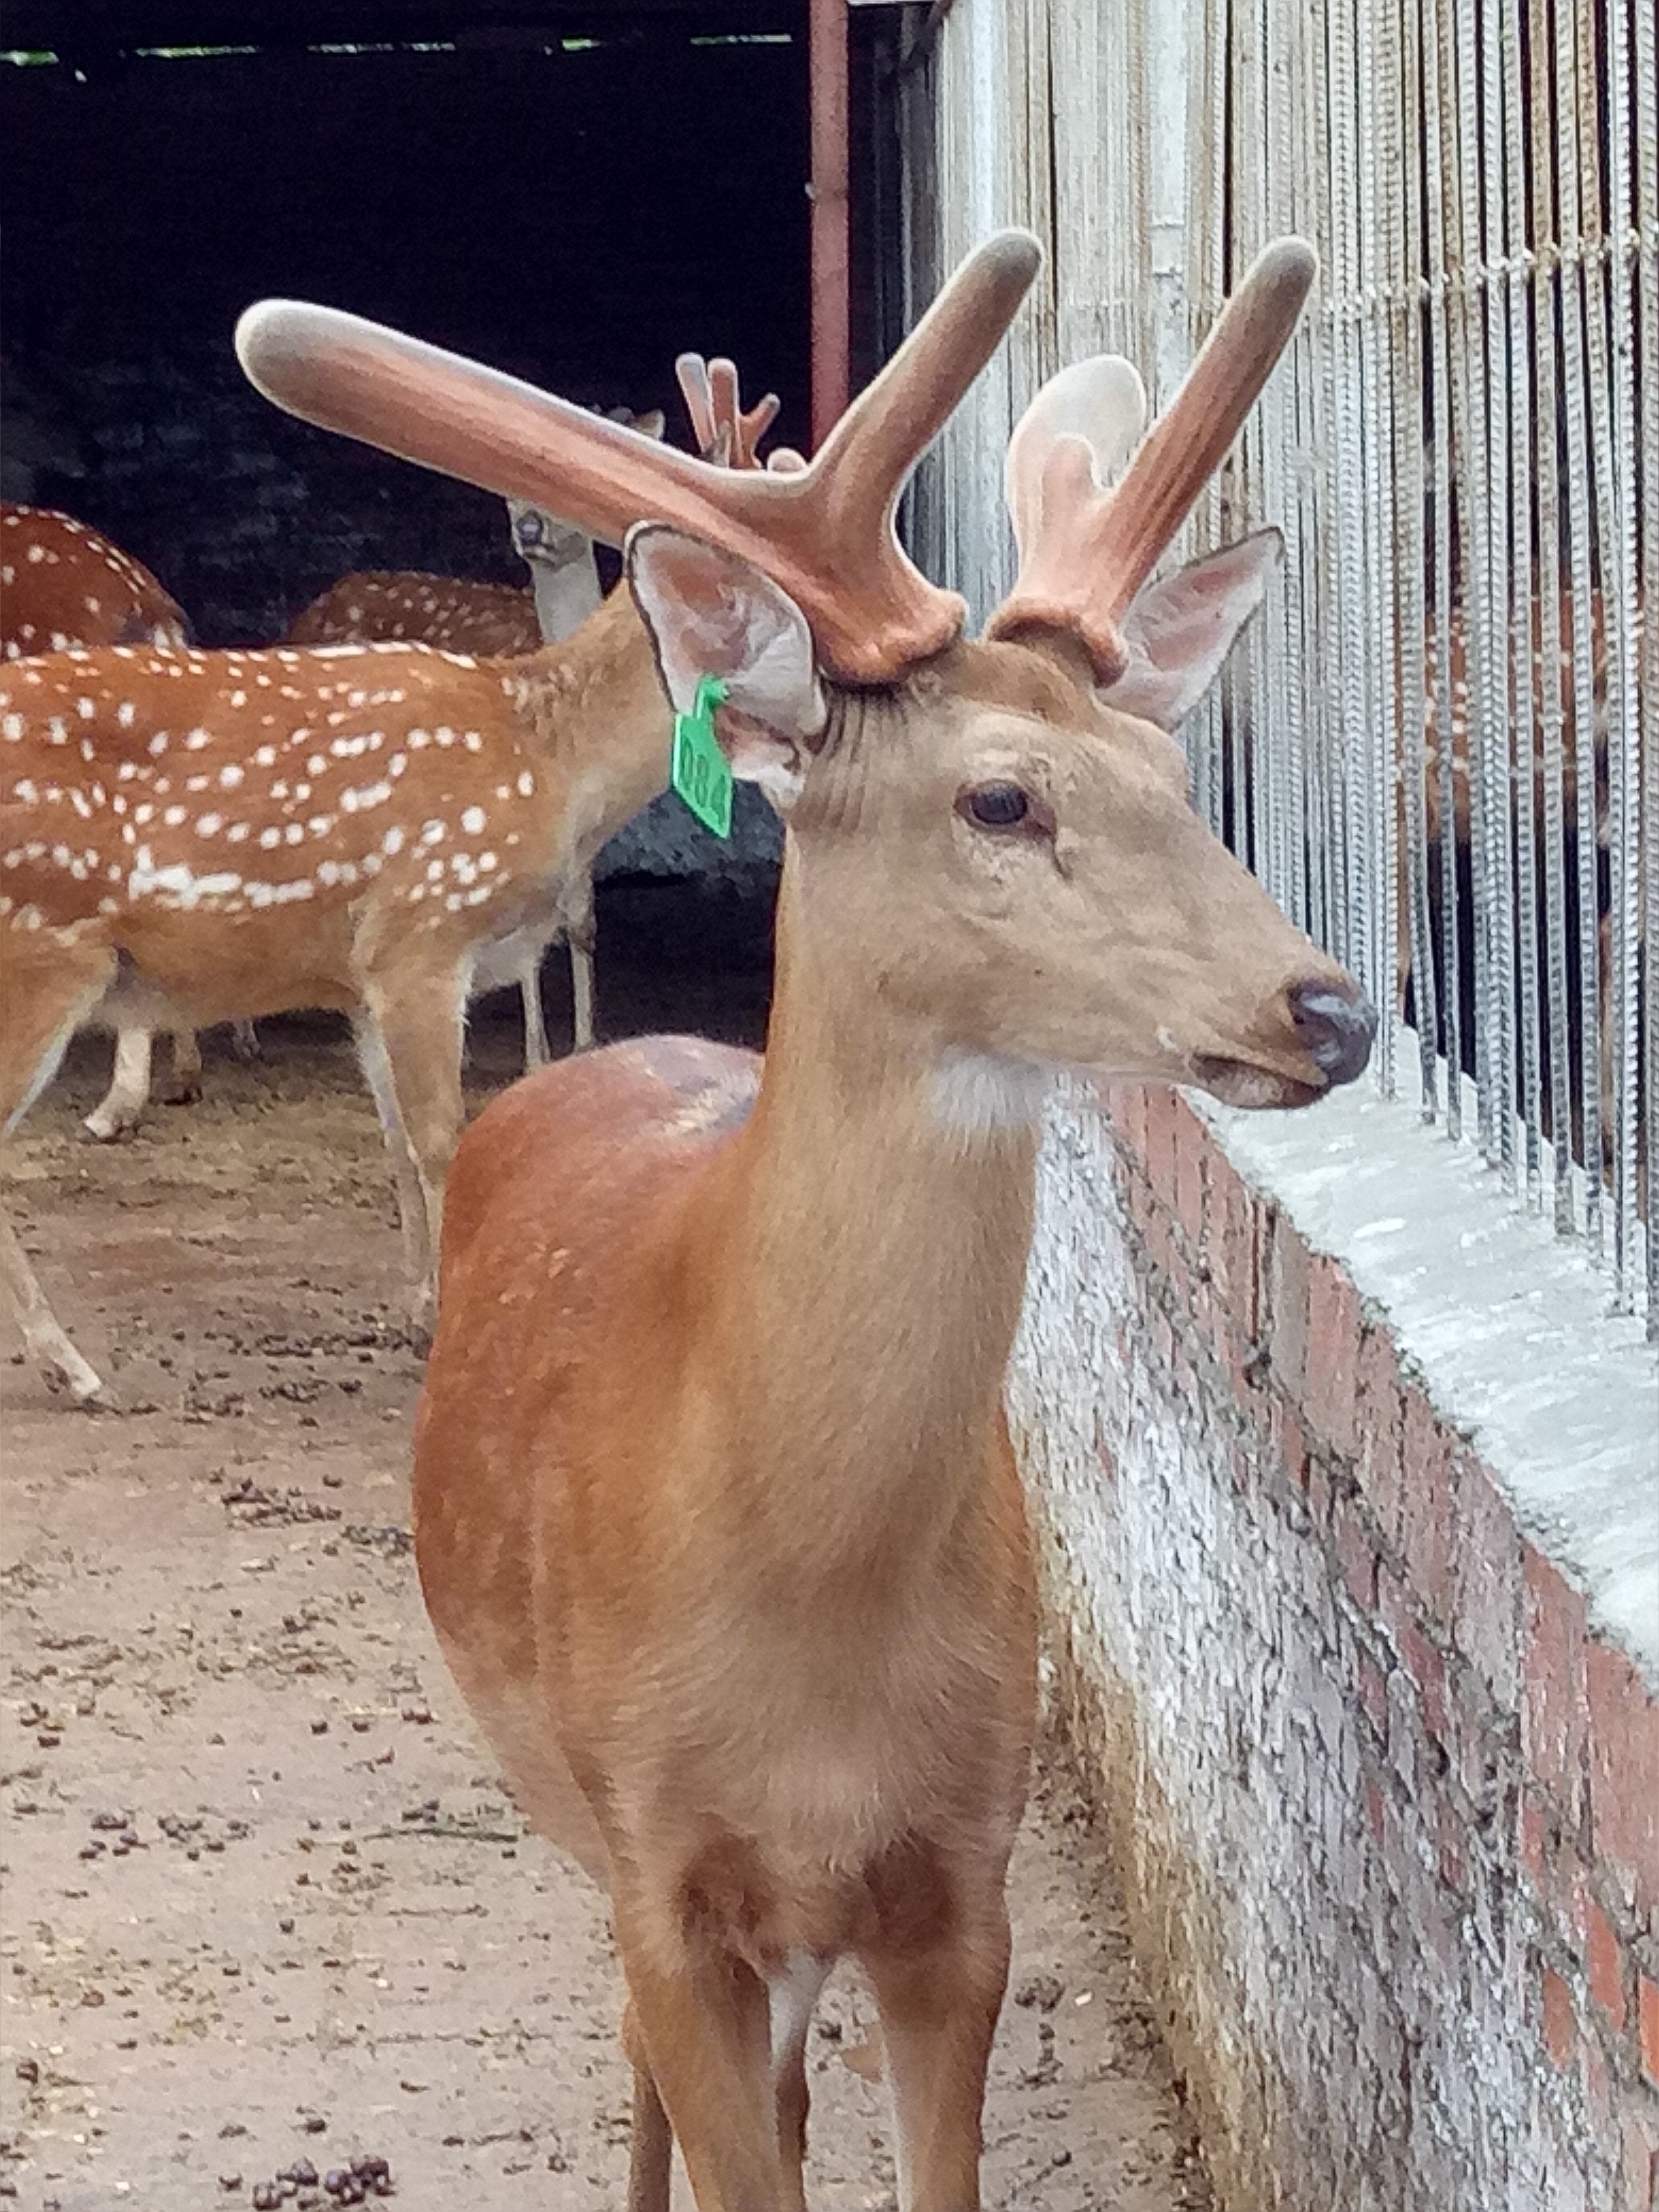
left=671, top=674, right=733, bottom=840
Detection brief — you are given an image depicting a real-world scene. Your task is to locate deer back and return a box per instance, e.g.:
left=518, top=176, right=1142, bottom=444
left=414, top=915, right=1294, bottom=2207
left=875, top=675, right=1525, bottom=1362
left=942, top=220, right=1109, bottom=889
left=2, top=504, right=191, bottom=659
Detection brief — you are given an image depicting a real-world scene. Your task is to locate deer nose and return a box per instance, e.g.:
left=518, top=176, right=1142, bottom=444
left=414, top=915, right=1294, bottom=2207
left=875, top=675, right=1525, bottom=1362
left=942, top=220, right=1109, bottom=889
left=1288, top=979, right=1376, bottom=1087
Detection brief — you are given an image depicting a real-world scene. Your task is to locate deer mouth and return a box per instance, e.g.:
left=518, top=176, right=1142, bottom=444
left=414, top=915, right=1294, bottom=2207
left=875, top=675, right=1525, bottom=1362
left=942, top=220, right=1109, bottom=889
left=1189, top=1054, right=1330, bottom=1111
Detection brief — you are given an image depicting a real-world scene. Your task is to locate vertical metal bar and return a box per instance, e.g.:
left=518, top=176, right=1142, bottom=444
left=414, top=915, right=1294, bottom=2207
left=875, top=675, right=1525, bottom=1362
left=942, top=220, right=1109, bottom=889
left=1479, top=0, right=1518, bottom=1189
left=1426, top=0, right=1465, bottom=1140
left=1364, top=0, right=1401, bottom=1094
left=1555, top=0, right=1603, bottom=1248
left=1572, top=0, right=1615, bottom=1249
left=1448, top=0, right=1496, bottom=1160
left=1598, top=0, right=1643, bottom=1309
left=1636, top=0, right=1659, bottom=1331
left=1531, top=0, right=1574, bottom=1229
left=1396, top=0, right=1438, bottom=1116
left=1503, top=0, right=1541, bottom=1202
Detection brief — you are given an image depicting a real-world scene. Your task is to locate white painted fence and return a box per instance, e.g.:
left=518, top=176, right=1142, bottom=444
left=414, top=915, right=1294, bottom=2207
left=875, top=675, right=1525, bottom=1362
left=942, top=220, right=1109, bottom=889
left=897, top=0, right=1656, bottom=1329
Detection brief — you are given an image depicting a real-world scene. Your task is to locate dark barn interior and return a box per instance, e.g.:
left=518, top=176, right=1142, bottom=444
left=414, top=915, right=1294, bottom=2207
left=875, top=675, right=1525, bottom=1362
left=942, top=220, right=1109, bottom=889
left=2, top=4, right=814, bottom=647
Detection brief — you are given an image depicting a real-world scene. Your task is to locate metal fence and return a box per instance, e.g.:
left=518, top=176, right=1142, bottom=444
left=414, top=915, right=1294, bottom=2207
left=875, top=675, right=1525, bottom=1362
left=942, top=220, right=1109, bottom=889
left=897, top=0, right=1656, bottom=1332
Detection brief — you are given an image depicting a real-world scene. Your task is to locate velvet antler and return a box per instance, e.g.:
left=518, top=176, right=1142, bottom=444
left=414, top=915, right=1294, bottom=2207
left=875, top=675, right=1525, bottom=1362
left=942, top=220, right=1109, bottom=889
left=985, top=238, right=1316, bottom=680
left=237, top=231, right=1041, bottom=683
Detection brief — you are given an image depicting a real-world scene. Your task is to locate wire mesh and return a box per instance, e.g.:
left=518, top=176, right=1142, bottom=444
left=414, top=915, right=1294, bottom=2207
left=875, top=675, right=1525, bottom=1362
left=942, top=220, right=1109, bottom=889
left=908, top=0, right=1653, bottom=1331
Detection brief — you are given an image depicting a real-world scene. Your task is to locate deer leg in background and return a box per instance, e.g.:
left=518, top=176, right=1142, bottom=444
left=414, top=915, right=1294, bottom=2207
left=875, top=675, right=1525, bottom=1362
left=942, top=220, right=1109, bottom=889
left=160, top=1027, right=204, bottom=1105
left=350, top=1008, right=439, bottom=1331
left=2, top=936, right=120, bottom=1401
left=770, top=1953, right=828, bottom=2212
left=565, top=866, right=598, bottom=1052
left=230, top=1019, right=261, bottom=1062
left=517, top=952, right=550, bottom=1071
left=353, top=960, right=467, bottom=1331
left=83, top=1027, right=156, bottom=1142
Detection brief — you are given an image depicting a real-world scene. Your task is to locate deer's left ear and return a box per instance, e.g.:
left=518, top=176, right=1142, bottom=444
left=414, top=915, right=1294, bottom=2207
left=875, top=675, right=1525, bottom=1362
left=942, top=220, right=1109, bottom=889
left=627, top=524, right=827, bottom=810
left=1104, top=527, right=1283, bottom=730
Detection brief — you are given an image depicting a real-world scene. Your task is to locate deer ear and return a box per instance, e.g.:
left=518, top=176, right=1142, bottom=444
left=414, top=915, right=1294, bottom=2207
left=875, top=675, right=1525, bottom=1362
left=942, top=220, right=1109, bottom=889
left=627, top=525, right=827, bottom=807
left=1103, top=527, right=1282, bottom=729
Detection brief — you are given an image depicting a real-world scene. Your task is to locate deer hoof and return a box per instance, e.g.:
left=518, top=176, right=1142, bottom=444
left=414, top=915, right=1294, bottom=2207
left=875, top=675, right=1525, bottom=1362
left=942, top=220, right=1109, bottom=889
left=82, top=1104, right=140, bottom=1143
left=159, top=1075, right=204, bottom=1107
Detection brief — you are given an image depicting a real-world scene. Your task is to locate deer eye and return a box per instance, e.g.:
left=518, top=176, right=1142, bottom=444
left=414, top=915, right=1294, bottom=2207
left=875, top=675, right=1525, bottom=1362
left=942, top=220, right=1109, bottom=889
left=959, top=781, right=1032, bottom=831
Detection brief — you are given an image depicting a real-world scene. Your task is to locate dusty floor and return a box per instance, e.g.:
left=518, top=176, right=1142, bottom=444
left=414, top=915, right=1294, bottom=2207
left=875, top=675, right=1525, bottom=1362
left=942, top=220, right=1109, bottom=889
left=1, top=952, right=1211, bottom=2212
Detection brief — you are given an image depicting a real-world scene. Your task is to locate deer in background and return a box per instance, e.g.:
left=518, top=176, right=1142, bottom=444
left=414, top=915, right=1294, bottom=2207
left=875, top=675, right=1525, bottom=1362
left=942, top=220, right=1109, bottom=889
left=1401, top=585, right=1640, bottom=1180
left=0, top=501, right=267, bottom=1136
left=284, top=405, right=669, bottom=1063
left=0, top=362, right=780, bottom=1405
left=241, top=236, right=1372, bottom=2204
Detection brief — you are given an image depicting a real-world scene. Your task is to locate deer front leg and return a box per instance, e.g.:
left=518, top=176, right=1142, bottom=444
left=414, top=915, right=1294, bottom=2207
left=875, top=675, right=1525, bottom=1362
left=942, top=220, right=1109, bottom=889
left=518, top=952, right=550, bottom=1072
left=84, top=1027, right=155, bottom=1142
left=857, top=1850, right=1013, bottom=2212
left=352, top=962, right=466, bottom=1335
left=614, top=1911, right=783, bottom=2212
left=4, top=936, right=119, bottom=1401
left=565, top=867, right=597, bottom=1052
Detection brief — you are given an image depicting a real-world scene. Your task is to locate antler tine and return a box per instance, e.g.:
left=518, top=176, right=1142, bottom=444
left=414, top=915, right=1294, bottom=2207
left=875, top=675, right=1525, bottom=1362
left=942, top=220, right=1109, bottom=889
left=674, top=353, right=782, bottom=469
left=237, top=228, right=1041, bottom=683
left=986, top=238, right=1316, bottom=679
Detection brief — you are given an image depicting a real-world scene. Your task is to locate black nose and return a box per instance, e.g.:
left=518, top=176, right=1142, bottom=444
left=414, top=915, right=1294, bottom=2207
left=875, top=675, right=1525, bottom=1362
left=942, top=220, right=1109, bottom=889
left=1288, top=979, right=1376, bottom=1087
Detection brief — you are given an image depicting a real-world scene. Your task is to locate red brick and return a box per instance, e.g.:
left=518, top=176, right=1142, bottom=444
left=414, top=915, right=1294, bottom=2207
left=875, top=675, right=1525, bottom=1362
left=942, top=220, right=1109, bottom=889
left=1585, top=1895, right=1627, bottom=2029
left=1359, top=1652, right=1390, bottom=1733
left=1143, top=1086, right=1180, bottom=1212
left=1398, top=1387, right=1455, bottom=1622
left=1542, top=1966, right=1577, bottom=2069
left=1208, top=1171, right=1261, bottom=1347
left=1267, top=1218, right=1312, bottom=1398
left=1171, top=1097, right=1209, bottom=1250
left=1354, top=1326, right=1407, bottom=1550
left=1641, top=1977, right=1659, bottom=2090
left=1449, top=1452, right=1522, bottom=1708
left=1522, top=1543, right=1589, bottom=1816
left=1376, top=1564, right=1448, bottom=1741
left=1587, top=1639, right=1659, bottom=1920
left=1334, top=1490, right=1379, bottom=1613
left=1110, top=1080, right=1149, bottom=1161
left=1270, top=1396, right=1309, bottom=1489
left=1519, top=1791, right=1548, bottom=1889
left=1364, top=1775, right=1387, bottom=1843
left=1305, top=1255, right=1363, bottom=1458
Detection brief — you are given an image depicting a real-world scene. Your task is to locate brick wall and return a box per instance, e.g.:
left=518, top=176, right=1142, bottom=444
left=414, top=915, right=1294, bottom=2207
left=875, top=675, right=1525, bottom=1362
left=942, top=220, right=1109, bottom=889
left=1009, top=1087, right=1659, bottom=2212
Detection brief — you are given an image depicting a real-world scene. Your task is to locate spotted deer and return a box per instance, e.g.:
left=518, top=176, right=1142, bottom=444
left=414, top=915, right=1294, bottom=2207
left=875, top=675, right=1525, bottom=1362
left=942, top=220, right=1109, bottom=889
left=0, top=500, right=270, bottom=1134
left=0, top=363, right=780, bottom=1405
left=285, top=406, right=669, bottom=1063
left=240, top=235, right=1373, bottom=2203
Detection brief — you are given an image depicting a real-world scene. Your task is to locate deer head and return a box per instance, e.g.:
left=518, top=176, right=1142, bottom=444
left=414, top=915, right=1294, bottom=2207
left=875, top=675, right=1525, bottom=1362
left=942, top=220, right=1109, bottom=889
left=238, top=235, right=1373, bottom=1109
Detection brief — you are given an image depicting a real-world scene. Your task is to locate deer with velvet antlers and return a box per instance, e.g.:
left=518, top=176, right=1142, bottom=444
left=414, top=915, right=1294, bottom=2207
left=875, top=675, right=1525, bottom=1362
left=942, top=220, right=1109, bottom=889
left=0, top=362, right=778, bottom=1405
left=234, top=231, right=1374, bottom=2207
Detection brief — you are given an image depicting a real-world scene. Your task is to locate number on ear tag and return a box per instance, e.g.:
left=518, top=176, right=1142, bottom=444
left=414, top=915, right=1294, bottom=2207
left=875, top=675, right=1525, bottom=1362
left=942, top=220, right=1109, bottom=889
left=671, top=675, right=733, bottom=840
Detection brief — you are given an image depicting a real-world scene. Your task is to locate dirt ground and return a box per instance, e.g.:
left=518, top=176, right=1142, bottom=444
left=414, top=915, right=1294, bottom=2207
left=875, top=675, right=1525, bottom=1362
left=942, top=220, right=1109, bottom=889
left=1, top=937, right=1211, bottom=2212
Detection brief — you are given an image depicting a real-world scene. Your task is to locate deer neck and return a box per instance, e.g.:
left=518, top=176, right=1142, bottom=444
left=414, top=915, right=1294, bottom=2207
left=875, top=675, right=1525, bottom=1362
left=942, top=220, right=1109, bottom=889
left=685, top=852, right=1042, bottom=1574
left=506, top=588, right=673, bottom=861
left=528, top=543, right=604, bottom=643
